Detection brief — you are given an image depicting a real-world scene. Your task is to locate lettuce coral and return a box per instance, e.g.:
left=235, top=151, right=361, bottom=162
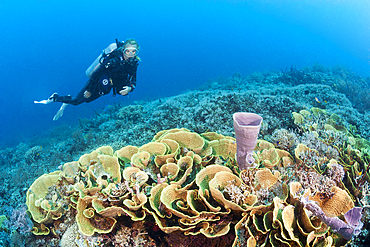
left=25, top=127, right=364, bottom=246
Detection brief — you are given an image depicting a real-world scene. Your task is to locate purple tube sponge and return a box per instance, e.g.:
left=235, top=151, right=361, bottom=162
left=233, top=112, right=263, bottom=170
left=302, top=197, right=363, bottom=240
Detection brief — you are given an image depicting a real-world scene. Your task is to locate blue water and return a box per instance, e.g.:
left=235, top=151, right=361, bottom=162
left=0, top=0, right=369, bottom=147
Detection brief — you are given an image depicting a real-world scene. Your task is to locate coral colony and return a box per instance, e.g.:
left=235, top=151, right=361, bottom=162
left=23, top=109, right=367, bottom=247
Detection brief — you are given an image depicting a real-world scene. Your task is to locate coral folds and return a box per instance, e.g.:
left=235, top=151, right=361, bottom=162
left=26, top=127, right=365, bottom=246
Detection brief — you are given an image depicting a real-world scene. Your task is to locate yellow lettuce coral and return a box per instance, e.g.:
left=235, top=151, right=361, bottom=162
left=25, top=128, right=358, bottom=246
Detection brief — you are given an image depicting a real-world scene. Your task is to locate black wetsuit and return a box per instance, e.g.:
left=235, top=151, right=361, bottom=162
left=55, top=52, right=139, bottom=106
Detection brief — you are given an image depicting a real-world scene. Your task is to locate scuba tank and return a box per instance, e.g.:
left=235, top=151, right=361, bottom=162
left=85, top=39, right=124, bottom=78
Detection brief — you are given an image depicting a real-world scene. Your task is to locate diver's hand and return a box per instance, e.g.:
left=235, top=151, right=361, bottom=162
left=84, top=90, right=91, bottom=98
left=119, top=86, right=132, bottom=96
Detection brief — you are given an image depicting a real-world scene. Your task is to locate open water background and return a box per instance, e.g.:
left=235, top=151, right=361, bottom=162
left=0, top=0, right=369, bottom=146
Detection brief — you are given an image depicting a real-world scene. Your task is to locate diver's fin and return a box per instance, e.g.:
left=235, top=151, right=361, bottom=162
left=34, top=93, right=59, bottom=104
left=53, top=103, right=68, bottom=121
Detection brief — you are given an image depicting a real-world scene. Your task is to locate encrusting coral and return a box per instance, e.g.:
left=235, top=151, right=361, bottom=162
left=25, top=116, right=368, bottom=246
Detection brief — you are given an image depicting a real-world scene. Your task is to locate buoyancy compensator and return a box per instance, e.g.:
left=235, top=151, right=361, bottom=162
left=85, top=39, right=124, bottom=78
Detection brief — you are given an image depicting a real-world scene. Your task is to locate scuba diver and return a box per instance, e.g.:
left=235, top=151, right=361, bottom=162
left=34, top=38, right=140, bottom=120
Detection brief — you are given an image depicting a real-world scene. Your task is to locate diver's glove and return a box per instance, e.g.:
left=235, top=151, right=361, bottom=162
left=34, top=92, right=58, bottom=104
left=119, top=86, right=132, bottom=96
left=53, top=103, right=68, bottom=121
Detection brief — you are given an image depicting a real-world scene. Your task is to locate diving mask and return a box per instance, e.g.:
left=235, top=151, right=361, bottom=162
left=123, top=46, right=138, bottom=58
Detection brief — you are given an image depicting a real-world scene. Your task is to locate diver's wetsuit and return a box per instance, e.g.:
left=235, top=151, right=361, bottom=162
left=55, top=55, right=139, bottom=106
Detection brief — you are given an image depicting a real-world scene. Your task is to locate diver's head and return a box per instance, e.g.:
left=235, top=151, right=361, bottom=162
left=122, top=39, right=140, bottom=60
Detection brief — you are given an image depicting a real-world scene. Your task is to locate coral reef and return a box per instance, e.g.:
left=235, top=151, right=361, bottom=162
left=24, top=125, right=369, bottom=246
left=1, top=65, right=370, bottom=246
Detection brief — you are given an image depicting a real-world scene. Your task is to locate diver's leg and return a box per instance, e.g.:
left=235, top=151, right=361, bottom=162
left=52, top=91, right=90, bottom=121
left=52, top=79, right=101, bottom=105
left=64, top=83, right=101, bottom=105
left=36, top=79, right=102, bottom=120
left=53, top=81, right=102, bottom=120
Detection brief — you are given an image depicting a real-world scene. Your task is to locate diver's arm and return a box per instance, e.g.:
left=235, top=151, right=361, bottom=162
left=129, top=77, right=136, bottom=91
left=119, top=75, right=136, bottom=96
left=128, top=63, right=138, bottom=91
